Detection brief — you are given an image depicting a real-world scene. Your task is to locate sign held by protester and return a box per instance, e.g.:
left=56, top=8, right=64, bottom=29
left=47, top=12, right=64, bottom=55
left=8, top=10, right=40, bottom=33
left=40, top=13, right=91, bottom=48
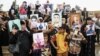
left=52, top=13, right=62, bottom=28
left=8, top=19, right=21, bottom=32
left=69, top=13, right=81, bottom=28
left=33, top=32, right=44, bottom=50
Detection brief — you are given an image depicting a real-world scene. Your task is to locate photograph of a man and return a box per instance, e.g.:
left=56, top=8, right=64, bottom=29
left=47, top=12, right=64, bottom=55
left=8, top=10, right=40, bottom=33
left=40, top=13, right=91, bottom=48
left=52, top=13, right=62, bottom=28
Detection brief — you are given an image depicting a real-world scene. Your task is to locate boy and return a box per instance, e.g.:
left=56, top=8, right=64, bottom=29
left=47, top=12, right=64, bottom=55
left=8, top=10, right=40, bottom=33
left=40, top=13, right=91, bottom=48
left=51, top=26, right=69, bottom=56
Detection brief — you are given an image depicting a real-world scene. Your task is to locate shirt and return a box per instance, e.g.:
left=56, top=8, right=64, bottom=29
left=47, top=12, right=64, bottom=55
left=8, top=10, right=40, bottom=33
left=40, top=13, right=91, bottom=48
left=52, top=32, right=68, bottom=53
left=69, top=32, right=85, bottom=54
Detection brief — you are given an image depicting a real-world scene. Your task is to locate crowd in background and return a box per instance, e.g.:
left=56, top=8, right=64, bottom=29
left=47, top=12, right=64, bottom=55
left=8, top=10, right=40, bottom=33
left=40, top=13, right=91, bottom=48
left=0, top=0, right=100, bottom=56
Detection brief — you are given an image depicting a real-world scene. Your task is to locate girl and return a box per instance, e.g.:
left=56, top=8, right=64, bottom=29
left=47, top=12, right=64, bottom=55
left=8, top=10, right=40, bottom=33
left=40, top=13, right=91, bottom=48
left=41, top=33, right=51, bottom=56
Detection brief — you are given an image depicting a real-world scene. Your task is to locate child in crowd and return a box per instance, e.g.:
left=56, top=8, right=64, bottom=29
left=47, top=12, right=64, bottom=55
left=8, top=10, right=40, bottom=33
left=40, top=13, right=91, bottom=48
left=51, top=26, right=69, bottom=56
left=32, top=33, right=51, bottom=56
left=41, top=33, right=51, bottom=56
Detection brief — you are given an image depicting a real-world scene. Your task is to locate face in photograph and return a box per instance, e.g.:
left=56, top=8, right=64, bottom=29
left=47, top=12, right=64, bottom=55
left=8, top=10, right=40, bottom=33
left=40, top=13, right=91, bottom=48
left=53, top=14, right=60, bottom=26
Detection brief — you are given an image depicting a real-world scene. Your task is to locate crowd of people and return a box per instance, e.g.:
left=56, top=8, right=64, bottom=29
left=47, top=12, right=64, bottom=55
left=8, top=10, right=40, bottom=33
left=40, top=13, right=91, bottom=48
left=0, top=0, right=100, bottom=56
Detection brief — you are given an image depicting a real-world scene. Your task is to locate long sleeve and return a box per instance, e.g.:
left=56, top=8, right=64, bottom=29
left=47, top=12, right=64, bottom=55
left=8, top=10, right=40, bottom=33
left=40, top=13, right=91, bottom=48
left=9, top=33, right=18, bottom=44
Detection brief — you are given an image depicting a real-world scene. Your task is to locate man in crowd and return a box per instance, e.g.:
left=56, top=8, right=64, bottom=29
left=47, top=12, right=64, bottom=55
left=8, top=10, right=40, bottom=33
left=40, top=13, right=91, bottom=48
left=92, top=13, right=100, bottom=44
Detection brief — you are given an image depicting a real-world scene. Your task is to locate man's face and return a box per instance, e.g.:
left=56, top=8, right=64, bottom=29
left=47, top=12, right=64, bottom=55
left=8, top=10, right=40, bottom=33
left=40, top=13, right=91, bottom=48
left=54, top=15, right=60, bottom=23
left=87, top=20, right=93, bottom=25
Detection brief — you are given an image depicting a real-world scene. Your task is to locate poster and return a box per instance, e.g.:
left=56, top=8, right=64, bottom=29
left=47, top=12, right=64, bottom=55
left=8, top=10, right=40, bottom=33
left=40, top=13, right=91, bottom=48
left=52, top=12, right=62, bottom=27
left=8, top=19, right=21, bottom=32
left=33, top=32, right=44, bottom=50
left=30, top=14, right=39, bottom=28
left=86, top=25, right=95, bottom=36
left=69, top=13, right=81, bottom=28
left=37, top=22, right=48, bottom=30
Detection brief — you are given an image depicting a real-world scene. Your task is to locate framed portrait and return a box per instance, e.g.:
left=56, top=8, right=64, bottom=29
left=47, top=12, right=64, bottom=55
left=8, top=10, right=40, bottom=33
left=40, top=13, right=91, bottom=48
left=37, top=22, right=48, bottom=30
left=30, top=14, right=39, bottom=28
left=33, top=32, right=44, bottom=50
left=86, top=25, right=95, bottom=36
left=52, top=12, right=62, bottom=27
left=69, top=13, right=81, bottom=28
left=8, top=19, right=21, bottom=32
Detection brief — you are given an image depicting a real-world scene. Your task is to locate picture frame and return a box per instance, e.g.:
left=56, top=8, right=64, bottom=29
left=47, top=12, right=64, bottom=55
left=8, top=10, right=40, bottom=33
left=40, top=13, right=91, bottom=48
left=37, top=22, right=48, bottom=30
left=52, top=12, right=62, bottom=27
left=33, top=32, right=44, bottom=50
left=8, top=19, right=21, bottom=32
left=69, top=13, right=81, bottom=28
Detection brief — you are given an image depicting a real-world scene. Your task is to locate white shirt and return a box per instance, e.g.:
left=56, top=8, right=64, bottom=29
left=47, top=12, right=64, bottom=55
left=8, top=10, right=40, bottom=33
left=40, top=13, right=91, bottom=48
left=92, top=17, right=100, bottom=29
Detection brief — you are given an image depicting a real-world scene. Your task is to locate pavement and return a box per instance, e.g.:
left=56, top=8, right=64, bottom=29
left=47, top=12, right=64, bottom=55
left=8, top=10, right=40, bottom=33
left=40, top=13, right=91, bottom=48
left=95, top=44, right=100, bottom=56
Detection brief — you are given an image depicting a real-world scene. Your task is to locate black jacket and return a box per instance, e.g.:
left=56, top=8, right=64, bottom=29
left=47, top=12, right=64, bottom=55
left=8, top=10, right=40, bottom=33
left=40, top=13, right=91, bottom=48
left=9, top=31, right=31, bottom=51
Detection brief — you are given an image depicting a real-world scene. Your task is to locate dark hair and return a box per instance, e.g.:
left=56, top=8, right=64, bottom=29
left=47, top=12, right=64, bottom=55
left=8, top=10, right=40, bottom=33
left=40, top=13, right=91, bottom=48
left=20, top=20, right=25, bottom=25
left=12, top=23, right=19, bottom=30
left=86, top=17, right=92, bottom=21
left=59, top=25, right=66, bottom=30
left=62, top=24, right=70, bottom=34
left=54, top=14, right=60, bottom=16
left=31, top=16, right=37, bottom=19
left=23, top=1, right=27, bottom=3
left=44, top=33, right=48, bottom=37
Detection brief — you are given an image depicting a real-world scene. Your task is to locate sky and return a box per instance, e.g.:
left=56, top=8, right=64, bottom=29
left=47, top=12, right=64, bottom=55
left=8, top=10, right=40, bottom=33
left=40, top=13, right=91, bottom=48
left=0, top=0, right=100, bottom=11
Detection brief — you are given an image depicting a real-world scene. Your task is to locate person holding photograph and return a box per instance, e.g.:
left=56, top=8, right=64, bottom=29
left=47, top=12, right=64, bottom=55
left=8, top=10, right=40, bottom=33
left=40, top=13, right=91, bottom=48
left=18, top=21, right=31, bottom=56
left=41, top=33, right=51, bottom=56
left=51, top=26, right=69, bottom=56
left=92, top=13, right=100, bottom=44
left=31, top=30, right=42, bottom=56
left=9, top=24, right=20, bottom=56
left=84, top=17, right=96, bottom=56
left=48, top=21, right=57, bottom=56
left=68, top=27, right=87, bottom=56
left=19, top=1, right=28, bottom=20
